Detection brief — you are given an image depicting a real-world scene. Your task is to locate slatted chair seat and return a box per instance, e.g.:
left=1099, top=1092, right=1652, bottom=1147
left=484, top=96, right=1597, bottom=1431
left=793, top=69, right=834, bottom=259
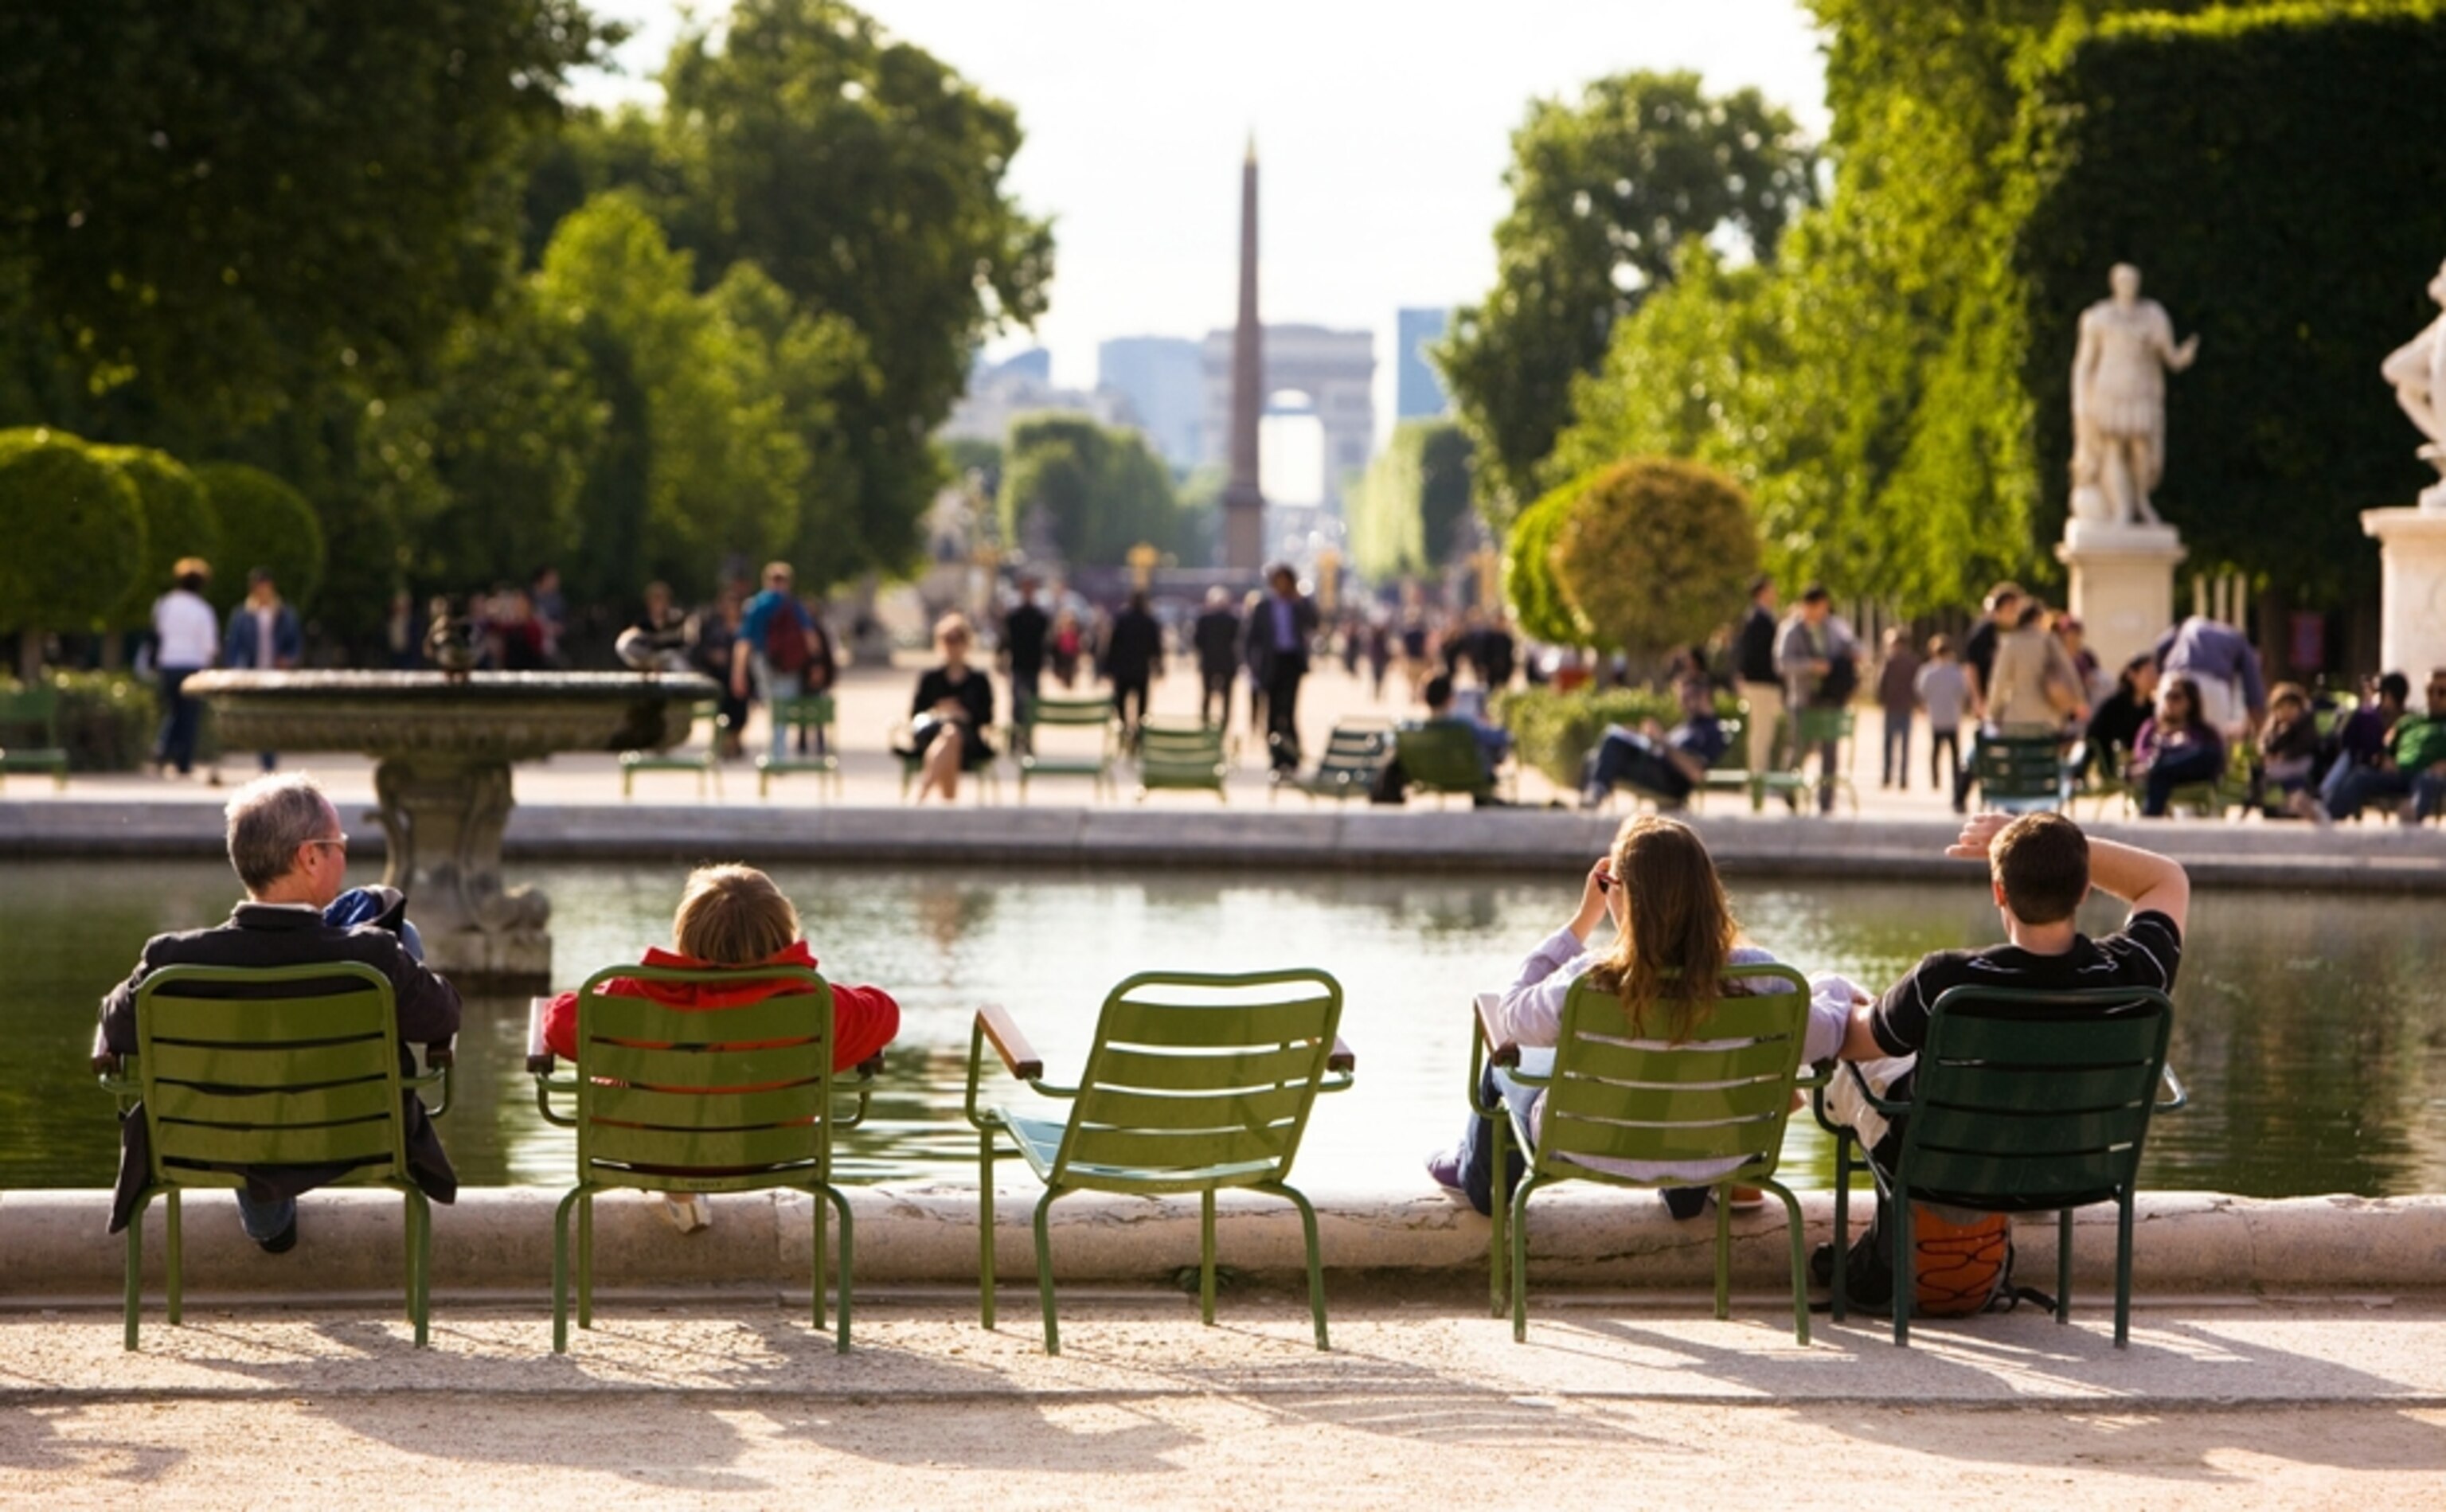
left=965, top=970, right=1356, bottom=1354
left=527, top=963, right=881, bottom=1353
left=1971, top=726, right=2069, bottom=813
left=94, top=962, right=453, bottom=1350
left=1813, top=983, right=2185, bottom=1347
left=1012, top=694, right=1115, bottom=800
left=1280, top=718, right=1395, bottom=804
left=0, top=684, right=70, bottom=790
left=1475, top=966, right=1821, bottom=1344
left=1135, top=717, right=1229, bottom=801
left=619, top=700, right=725, bottom=799
left=756, top=693, right=844, bottom=799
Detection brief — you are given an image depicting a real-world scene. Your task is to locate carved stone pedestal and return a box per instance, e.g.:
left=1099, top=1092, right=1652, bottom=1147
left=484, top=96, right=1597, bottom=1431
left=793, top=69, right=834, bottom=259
left=2361, top=506, right=2446, bottom=681
left=372, top=753, right=552, bottom=986
left=2057, top=521, right=2187, bottom=675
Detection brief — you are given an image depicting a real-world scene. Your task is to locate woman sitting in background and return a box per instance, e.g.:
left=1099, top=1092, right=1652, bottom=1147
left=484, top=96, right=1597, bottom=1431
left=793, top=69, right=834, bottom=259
left=905, top=613, right=996, bottom=804
left=2130, top=675, right=2225, bottom=818
left=2259, top=682, right=2322, bottom=819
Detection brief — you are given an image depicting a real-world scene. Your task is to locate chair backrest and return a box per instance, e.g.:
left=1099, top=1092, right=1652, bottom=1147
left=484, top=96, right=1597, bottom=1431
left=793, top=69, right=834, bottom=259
left=570, top=963, right=838, bottom=1190
left=1709, top=711, right=1749, bottom=772
left=1026, top=695, right=1115, bottom=730
left=1791, top=705, right=1853, bottom=748
left=1900, top=984, right=2174, bottom=1209
left=1973, top=729, right=2065, bottom=808
left=1059, top=970, right=1344, bottom=1190
left=1315, top=720, right=1395, bottom=779
left=771, top=693, right=834, bottom=734
left=0, top=684, right=60, bottom=741
left=134, top=962, right=408, bottom=1180
left=1535, top=966, right=1812, bottom=1185
left=1139, top=719, right=1225, bottom=783
left=1394, top=721, right=1491, bottom=795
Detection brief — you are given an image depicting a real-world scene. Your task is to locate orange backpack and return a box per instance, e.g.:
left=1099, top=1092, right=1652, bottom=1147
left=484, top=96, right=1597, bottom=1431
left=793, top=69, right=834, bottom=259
left=1815, top=1204, right=2037, bottom=1319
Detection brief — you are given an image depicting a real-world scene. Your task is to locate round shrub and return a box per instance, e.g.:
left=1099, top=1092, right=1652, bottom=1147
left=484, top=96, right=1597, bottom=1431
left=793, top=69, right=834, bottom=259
left=1502, top=480, right=1581, bottom=645
left=1550, top=458, right=1760, bottom=658
left=93, top=446, right=221, bottom=629
left=193, top=462, right=326, bottom=614
left=0, top=428, right=147, bottom=639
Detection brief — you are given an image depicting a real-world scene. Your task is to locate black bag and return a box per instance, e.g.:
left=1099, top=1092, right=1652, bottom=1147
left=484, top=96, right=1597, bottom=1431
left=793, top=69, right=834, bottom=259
left=1815, top=651, right=1859, bottom=708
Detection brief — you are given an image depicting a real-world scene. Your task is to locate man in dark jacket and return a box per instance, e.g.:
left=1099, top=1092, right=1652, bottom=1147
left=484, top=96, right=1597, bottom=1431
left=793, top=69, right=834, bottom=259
left=1245, top=564, right=1322, bottom=773
left=1000, top=577, right=1050, bottom=736
left=1102, top=591, right=1165, bottom=748
left=98, top=773, right=461, bottom=1250
left=1192, top=586, right=1243, bottom=729
left=1734, top=576, right=1781, bottom=776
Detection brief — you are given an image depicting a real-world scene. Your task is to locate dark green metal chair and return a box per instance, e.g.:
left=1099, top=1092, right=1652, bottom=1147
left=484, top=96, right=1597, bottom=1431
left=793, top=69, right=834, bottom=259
left=1474, top=967, right=1822, bottom=1344
left=964, top=970, right=1355, bottom=1354
left=1278, top=718, right=1394, bottom=804
left=1693, top=709, right=1755, bottom=808
left=95, top=962, right=453, bottom=1351
left=1013, top=693, right=1116, bottom=801
left=1815, top=983, right=2185, bottom=1347
left=0, top=683, right=70, bottom=790
left=1968, top=726, right=2068, bottom=813
left=1393, top=721, right=1500, bottom=806
left=619, top=699, right=725, bottom=798
left=1756, top=706, right=1858, bottom=813
left=528, top=963, right=881, bottom=1353
left=1135, top=717, right=1230, bottom=801
left=756, top=693, right=843, bottom=799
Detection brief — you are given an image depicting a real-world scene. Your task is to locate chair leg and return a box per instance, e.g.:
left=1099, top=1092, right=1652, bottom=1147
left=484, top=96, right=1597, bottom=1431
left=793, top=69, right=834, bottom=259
left=1033, top=1186, right=1066, bottom=1355
left=1713, top=1183, right=1733, bottom=1321
left=977, top=1129, right=998, bottom=1330
left=812, top=1183, right=830, bottom=1332
left=165, top=1190, right=182, bottom=1326
left=1198, top=1189, right=1217, bottom=1326
left=406, top=1188, right=432, bottom=1348
left=577, top=1190, right=595, bottom=1330
left=1487, top=1112, right=1510, bottom=1318
left=123, top=1194, right=147, bottom=1352
left=1261, top=1181, right=1329, bottom=1351
left=552, top=1186, right=582, bottom=1354
left=1830, top=1134, right=1851, bottom=1324
left=1508, top=1176, right=1543, bottom=1343
left=2057, top=1209, right=2075, bottom=1326
left=1891, top=1181, right=1914, bottom=1348
left=820, top=1183, right=854, bottom=1354
left=1767, top=1179, right=1811, bottom=1346
left=2115, top=1190, right=2135, bottom=1348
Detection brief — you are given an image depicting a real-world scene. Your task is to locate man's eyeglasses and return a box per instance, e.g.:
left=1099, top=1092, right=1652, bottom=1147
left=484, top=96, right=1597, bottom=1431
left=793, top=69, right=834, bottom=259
left=305, top=834, right=349, bottom=854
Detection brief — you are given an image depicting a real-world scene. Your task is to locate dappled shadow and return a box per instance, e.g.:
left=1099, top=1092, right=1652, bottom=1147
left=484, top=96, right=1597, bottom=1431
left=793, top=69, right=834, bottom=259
left=0, top=1405, right=187, bottom=1484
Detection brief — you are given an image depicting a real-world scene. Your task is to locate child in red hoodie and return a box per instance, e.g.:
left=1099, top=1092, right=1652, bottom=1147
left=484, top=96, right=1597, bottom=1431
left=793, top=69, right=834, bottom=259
left=541, top=864, right=900, bottom=1233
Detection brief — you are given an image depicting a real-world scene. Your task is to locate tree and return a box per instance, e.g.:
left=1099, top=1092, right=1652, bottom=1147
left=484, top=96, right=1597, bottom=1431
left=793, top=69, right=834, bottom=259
left=193, top=462, right=324, bottom=615
left=0, top=428, right=146, bottom=676
left=1350, top=421, right=1476, bottom=582
left=1438, top=71, right=1817, bottom=521
left=1550, top=459, right=1760, bottom=658
left=660, top=0, right=1054, bottom=580
left=92, top=445, right=220, bottom=631
left=0, top=1, right=615, bottom=440
left=998, top=416, right=1181, bottom=567
left=1503, top=482, right=1580, bottom=646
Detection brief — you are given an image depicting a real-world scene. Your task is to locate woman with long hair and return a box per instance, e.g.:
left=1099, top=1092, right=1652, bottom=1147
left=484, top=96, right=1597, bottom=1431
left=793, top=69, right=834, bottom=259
left=1427, top=815, right=1849, bottom=1218
left=2131, top=674, right=2225, bottom=817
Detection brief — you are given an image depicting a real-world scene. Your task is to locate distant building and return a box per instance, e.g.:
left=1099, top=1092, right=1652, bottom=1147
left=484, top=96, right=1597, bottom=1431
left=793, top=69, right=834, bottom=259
left=941, top=348, right=1137, bottom=445
left=1097, top=337, right=1205, bottom=470
left=992, top=347, right=1053, bottom=384
left=1396, top=307, right=1452, bottom=420
left=1198, top=323, right=1374, bottom=511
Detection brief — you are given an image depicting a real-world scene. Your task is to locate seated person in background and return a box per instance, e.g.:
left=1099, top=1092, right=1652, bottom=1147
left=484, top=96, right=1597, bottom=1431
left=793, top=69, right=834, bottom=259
left=1373, top=673, right=1513, bottom=805
left=98, top=774, right=461, bottom=1253
left=1426, top=815, right=1851, bottom=1220
left=2258, top=683, right=2323, bottom=819
left=2128, top=676, right=2225, bottom=817
left=2080, top=653, right=2157, bottom=786
left=1828, top=811, right=2187, bottom=1243
left=614, top=580, right=694, bottom=674
left=2324, top=669, right=2446, bottom=826
left=541, top=865, right=900, bottom=1234
left=2319, top=671, right=2409, bottom=814
left=1580, top=649, right=1727, bottom=810
left=903, top=613, right=996, bottom=804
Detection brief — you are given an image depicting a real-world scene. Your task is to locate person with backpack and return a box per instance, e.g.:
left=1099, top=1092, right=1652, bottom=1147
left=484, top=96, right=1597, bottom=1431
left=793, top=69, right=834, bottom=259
left=730, top=561, right=821, bottom=764
left=1822, top=810, right=2189, bottom=1315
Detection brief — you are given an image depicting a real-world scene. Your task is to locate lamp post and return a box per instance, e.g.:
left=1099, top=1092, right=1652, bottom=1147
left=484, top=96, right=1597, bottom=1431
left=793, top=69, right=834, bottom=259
left=1127, top=541, right=1159, bottom=592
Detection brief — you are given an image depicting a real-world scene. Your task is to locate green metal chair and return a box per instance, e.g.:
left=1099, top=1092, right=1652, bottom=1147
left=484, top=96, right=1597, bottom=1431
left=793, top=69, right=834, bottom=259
left=964, top=970, right=1356, bottom=1354
left=2167, top=740, right=2255, bottom=819
left=1693, top=709, right=1755, bottom=809
left=1814, top=983, right=2185, bottom=1347
left=94, top=962, right=454, bottom=1351
left=1474, top=967, right=1822, bottom=1344
left=1012, top=693, right=1116, bottom=801
left=0, top=683, right=70, bottom=790
left=1393, top=721, right=1500, bottom=806
left=1277, top=717, right=1394, bottom=804
left=1136, top=717, right=1230, bottom=801
left=619, top=699, right=725, bottom=799
left=1968, top=726, right=2068, bottom=813
left=1756, top=706, right=1858, bottom=813
left=756, top=693, right=843, bottom=799
left=527, top=963, right=881, bottom=1353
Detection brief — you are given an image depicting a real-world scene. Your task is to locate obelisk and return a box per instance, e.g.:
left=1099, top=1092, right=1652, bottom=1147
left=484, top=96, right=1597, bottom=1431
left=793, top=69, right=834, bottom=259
left=1223, top=138, right=1265, bottom=572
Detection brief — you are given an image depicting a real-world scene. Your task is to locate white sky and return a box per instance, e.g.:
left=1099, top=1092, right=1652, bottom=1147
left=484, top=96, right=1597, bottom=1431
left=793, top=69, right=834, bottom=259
left=576, top=2, right=1830, bottom=426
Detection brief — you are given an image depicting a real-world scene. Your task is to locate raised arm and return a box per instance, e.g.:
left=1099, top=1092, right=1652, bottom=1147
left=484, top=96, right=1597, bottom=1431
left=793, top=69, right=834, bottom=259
left=2083, top=834, right=2190, bottom=936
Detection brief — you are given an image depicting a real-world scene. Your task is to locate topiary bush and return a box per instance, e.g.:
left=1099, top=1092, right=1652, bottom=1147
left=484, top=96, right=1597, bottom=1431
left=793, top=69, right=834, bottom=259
left=92, top=446, right=222, bottom=631
left=1550, top=458, right=1760, bottom=659
left=0, top=428, right=147, bottom=674
left=0, top=671, right=205, bottom=771
left=193, top=462, right=325, bottom=615
left=1503, top=479, right=1581, bottom=644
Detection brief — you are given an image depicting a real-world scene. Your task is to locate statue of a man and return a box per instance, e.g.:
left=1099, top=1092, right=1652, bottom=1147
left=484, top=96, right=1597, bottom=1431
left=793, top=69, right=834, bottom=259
left=2070, top=264, right=2199, bottom=528
left=2380, top=257, right=2446, bottom=508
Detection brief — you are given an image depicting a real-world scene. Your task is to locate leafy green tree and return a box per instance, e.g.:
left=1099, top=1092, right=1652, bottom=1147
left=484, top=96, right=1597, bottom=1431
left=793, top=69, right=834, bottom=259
left=1503, top=483, right=1580, bottom=646
left=1550, top=459, right=1760, bottom=658
left=193, top=462, right=325, bottom=616
left=0, top=429, right=147, bottom=676
left=998, top=416, right=1181, bottom=567
left=1350, top=421, right=1476, bottom=582
left=92, top=445, right=220, bottom=631
left=1439, top=71, right=1817, bottom=521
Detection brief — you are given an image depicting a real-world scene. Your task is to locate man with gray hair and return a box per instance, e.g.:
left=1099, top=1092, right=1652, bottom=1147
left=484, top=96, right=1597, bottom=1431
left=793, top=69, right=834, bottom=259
left=98, top=773, right=461, bottom=1252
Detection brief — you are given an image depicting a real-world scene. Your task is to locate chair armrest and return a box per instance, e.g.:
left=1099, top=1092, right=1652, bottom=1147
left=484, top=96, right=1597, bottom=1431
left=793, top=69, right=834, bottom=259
left=1327, top=1036, right=1355, bottom=1075
left=424, top=1040, right=455, bottom=1072
left=855, top=1053, right=886, bottom=1079
left=526, top=995, right=556, bottom=1076
left=1473, top=994, right=1519, bottom=1069
left=91, top=1021, right=121, bottom=1079
left=2156, top=1064, right=2189, bottom=1114
left=977, top=1002, right=1042, bottom=1080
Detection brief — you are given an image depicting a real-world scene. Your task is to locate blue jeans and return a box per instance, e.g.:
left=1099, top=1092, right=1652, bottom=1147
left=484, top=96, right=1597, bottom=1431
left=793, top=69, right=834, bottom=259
left=155, top=666, right=204, bottom=774
left=235, top=1186, right=295, bottom=1242
left=1584, top=726, right=1693, bottom=803
left=1455, top=1053, right=1552, bottom=1216
left=2141, top=744, right=2225, bottom=816
left=1881, top=711, right=1911, bottom=788
left=2324, top=764, right=2444, bottom=821
left=748, top=656, right=801, bottom=764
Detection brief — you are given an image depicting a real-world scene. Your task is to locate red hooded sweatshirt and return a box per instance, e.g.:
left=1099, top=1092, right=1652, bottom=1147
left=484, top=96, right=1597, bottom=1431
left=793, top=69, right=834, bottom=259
left=540, top=940, right=899, bottom=1071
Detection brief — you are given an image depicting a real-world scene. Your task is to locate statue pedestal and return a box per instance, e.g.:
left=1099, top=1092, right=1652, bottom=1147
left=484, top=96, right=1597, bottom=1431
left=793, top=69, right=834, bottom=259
left=2056, top=522, right=2186, bottom=674
left=2360, top=506, right=2446, bottom=678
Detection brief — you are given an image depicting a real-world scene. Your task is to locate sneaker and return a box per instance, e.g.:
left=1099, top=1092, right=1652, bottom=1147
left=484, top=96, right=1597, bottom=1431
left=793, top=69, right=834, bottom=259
left=1424, top=1147, right=1470, bottom=1203
left=256, top=1215, right=299, bottom=1255
left=658, top=1193, right=713, bottom=1235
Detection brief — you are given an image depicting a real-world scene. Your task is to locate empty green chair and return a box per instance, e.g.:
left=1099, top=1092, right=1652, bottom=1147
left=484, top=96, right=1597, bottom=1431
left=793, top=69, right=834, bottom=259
left=529, top=963, right=880, bottom=1353
left=1279, top=718, right=1394, bottom=804
left=96, top=962, right=454, bottom=1350
left=1393, top=721, right=1498, bottom=806
left=619, top=700, right=726, bottom=798
left=1969, top=727, right=2068, bottom=813
left=1135, top=717, right=1229, bottom=801
left=1756, top=707, right=1858, bottom=813
left=1475, top=966, right=1820, bottom=1344
left=757, top=693, right=843, bottom=799
left=1012, top=693, right=1116, bottom=801
left=0, top=683, right=69, bottom=790
left=1815, top=983, right=2184, bottom=1346
left=1693, top=709, right=1754, bottom=809
left=964, top=970, right=1355, bottom=1354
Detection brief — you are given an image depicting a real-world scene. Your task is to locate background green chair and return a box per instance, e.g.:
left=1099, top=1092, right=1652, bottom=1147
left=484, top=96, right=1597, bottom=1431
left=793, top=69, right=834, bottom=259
left=1692, top=708, right=1754, bottom=809
left=1135, top=717, right=1230, bottom=801
left=1012, top=693, right=1116, bottom=801
left=1813, top=983, right=2184, bottom=1346
left=619, top=699, right=726, bottom=798
left=1756, top=706, right=1858, bottom=813
left=1968, top=726, right=2069, bottom=813
left=527, top=963, right=880, bottom=1353
left=0, top=683, right=70, bottom=790
left=1277, top=717, right=1394, bottom=803
left=1473, top=966, right=1821, bottom=1344
left=964, top=969, right=1355, bottom=1354
left=1393, top=721, right=1502, bottom=806
left=95, top=961, right=453, bottom=1350
left=757, top=693, right=843, bottom=799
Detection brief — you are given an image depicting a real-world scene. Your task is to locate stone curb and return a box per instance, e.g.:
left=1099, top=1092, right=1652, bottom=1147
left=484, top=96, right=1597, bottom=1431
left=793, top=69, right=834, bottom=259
left=6, top=1188, right=2442, bottom=1303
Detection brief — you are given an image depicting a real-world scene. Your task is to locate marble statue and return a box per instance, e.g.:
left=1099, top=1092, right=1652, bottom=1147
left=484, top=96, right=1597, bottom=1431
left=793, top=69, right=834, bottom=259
left=2070, top=264, right=2199, bottom=529
left=2380, top=257, right=2446, bottom=509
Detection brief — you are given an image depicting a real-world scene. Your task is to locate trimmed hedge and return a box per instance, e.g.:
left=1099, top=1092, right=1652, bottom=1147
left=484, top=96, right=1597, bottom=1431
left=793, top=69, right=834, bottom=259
left=1499, top=683, right=1741, bottom=791
left=0, top=671, right=209, bottom=771
left=93, top=446, right=221, bottom=631
left=195, top=461, right=326, bottom=614
left=0, top=428, right=147, bottom=639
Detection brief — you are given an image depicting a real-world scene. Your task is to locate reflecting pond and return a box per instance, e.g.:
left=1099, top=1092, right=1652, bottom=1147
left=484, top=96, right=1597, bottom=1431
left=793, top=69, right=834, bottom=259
left=7, top=859, right=2444, bottom=1197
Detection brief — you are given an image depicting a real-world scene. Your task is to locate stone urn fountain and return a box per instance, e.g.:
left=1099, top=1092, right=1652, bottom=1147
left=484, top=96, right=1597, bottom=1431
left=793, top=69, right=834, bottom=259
left=184, top=670, right=719, bottom=988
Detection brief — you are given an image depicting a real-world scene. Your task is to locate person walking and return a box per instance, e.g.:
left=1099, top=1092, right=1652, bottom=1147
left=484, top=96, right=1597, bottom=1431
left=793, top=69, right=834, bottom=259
left=731, top=562, right=820, bottom=765
left=1191, top=586, right=1241, bottom=729
left=1735, top=576, right=1782, bottom=777
left=1000, top=577, right=1049, bottom=748
left=1952, top=583, right=2025, bottom=813
left=1103, top=592, right=1163, bottom=750
left=222, top=568, right=302, bottom=773
left=1250, top=565, right=1319, bottom=775
left=1875, top=626, right=1920, bottom=790
left=1915, top=636, right=1968, bottom=793
left=1774, top=585, right=1848, bottom=813
left=150, top=558, right=217, bottom=778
